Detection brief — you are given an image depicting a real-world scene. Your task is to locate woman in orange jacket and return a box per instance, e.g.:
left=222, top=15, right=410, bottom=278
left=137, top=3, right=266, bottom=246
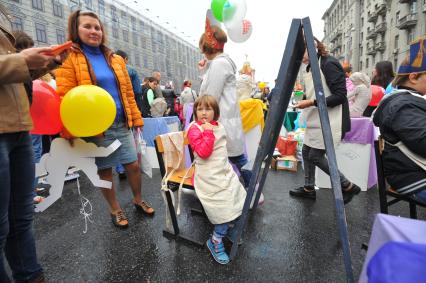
left=56, top=10, right=154, bottom=228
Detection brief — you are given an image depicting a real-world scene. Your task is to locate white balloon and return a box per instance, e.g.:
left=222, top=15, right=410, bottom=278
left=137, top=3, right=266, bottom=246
left=223, top=0, right=247, bottom=28
left=226, top=19, right=253, bottom=43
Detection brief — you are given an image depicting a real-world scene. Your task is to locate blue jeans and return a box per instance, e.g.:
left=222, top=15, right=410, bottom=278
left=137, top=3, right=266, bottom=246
left=31, top=135, right=43, bottom=164
left=413, top=189, right=426, bottom=204
left=0, top=132, right=43, bottom=282
left=213, top=223, right=230, bottom=240
left=31, top=135, right=43, bottom=193
left=229, top=154, right=252, bottom=188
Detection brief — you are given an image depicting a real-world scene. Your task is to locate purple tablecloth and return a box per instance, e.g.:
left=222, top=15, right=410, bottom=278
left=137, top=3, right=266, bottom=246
left=184, top=103, right=194, bottom=130
left=342, top=118, right=379, bottom=188
left=359, top=214, right=426, bottom=283
left=367, top=242, right=426, bottom=283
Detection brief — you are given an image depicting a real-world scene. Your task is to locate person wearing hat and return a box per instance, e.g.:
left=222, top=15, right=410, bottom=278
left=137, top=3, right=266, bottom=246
left=198, top=18, right=253, bottom=190
left=373, top=37, right=426, bottom=204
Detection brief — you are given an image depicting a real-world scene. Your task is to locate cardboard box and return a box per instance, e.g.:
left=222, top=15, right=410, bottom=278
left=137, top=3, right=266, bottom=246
left=271, top=155, right=298, bottom=172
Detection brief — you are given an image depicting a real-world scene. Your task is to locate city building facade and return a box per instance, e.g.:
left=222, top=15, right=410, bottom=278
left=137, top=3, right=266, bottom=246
left=322, top=0, right=426, bottom=76
left=2, top=0, right=202, bottom=91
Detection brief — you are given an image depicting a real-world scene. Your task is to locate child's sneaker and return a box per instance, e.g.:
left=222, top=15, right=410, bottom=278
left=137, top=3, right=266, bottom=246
left=206, top=238, right=230, bottom=264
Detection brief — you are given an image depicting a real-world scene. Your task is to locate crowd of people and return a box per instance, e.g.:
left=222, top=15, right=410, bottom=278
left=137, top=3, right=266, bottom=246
left=1, top=2, right=425, bottom=281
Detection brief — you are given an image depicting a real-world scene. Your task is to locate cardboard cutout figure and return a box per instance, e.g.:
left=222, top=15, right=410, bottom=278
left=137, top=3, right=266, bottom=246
left=35, top=138, right=121, bottom=212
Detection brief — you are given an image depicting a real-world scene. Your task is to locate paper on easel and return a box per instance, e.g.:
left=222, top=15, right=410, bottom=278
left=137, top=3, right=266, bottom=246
left=35, top=138, right=121, bottom=212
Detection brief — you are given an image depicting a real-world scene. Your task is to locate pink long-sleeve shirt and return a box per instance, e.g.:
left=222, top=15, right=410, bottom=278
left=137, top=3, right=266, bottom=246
left=187, top=121, right=218, bottom=159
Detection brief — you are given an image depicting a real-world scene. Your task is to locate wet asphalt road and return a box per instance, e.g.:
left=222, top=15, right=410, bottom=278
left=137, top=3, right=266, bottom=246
left=31, top=168, right=425, bottom=282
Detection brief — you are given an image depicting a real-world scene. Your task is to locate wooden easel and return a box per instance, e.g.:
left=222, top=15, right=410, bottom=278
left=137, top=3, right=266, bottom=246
left=229, top=17, right=355, bottom=282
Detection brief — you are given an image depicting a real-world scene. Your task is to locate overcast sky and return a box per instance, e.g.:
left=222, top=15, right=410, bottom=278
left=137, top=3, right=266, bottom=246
left=121, top=0, right=333, bottom=87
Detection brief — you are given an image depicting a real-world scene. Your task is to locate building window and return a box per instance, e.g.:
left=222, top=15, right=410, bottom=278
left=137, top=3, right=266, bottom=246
left=407, top=29, right=415, bottom=44
left=112, top=23, right=119, bottom=39
left=32, top=0, right=44, bottom=10
left=98, top=0, right=105, bottom=17
left=52, top=0, right=63, bottom=18
left=141, top=37, right=146, bottom=49
left=11, top=17, right=24, bottom=31
left=131, top=16, right=136, bottom=31
left=366, top=57, right=369, bottom=68
left=35, top=23, right=48, bottom=43
left=121, top=11, right=127, bottom=26
left=360, top=32, right=363, bottom=41
left=394, top=35, right=399, bottom=49
left=69, top=0, right=80, bottom=12
left=139, top=20, right=144, bottom=33
left=359, top=60, right=363, bottom=70
left=158, top=43, right=164, bottom=53
left=111, top=6, right=117, bottom=22
left=143, top=56, right=148, bottom=68
left=396, top=11, right=400, bottom=22
left=123, top=30, right=129, bottom=42
left=56, top=29, right=65, bottom=44
left=394, top=58, right=398, bottom=71
left=84, top=0, right=92, bottom=10
left=133, top=33, right=138, bottom=46
left=361, top=17, right=364, bottom=27
left=409, top=0, right=417, bottom=13
left=135, top=53, right=141, bottom=67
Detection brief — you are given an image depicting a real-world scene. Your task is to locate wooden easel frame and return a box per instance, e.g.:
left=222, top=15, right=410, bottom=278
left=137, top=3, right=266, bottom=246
left=229, top=18, right=355, bottom=282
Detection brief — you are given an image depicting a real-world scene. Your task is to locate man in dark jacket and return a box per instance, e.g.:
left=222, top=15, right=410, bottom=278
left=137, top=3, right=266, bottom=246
left=373, top=37, right=426, bottom=203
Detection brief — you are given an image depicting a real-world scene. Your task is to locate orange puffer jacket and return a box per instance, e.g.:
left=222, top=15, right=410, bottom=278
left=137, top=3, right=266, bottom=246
left=56, top=44, right=143, bottom=131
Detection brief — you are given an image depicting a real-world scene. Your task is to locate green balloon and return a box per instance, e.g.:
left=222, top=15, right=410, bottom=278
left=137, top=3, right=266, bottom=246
left=211, top=0, right=227, bottom=22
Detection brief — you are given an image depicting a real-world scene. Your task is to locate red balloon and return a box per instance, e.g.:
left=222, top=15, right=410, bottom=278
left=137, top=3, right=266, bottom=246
left=369, top=85, right=385, bottom=107
left=30, top=80, right=63, bottom=135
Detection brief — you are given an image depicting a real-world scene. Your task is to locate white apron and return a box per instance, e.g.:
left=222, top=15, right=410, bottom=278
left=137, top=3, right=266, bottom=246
left=191, top=122, right=247, bottom=224
left=302, top=68, right=342, bottom=149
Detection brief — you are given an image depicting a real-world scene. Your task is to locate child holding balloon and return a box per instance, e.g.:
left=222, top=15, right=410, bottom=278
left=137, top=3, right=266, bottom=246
left=187, top=95, right=246, bottom=265
left=56, top=10, right=154, bottom=228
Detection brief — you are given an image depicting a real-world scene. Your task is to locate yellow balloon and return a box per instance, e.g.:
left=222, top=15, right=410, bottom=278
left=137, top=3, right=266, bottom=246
left=60, top=85, right=116, bottom=137
left=258, top=82, right=266, bottom=89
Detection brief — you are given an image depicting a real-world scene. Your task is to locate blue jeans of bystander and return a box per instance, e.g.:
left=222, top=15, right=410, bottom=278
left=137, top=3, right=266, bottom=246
left=0, top=132, right=43, bottom=282
left=229, top=154, right=252, bottom=188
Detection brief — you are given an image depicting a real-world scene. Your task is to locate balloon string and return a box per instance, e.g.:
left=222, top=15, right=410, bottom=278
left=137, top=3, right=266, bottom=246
left=77, top=178, right=94, bottom=234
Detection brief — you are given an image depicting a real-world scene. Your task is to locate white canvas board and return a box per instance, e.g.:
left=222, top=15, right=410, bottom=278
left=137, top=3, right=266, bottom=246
left=315, top=142, right=371, bottom=191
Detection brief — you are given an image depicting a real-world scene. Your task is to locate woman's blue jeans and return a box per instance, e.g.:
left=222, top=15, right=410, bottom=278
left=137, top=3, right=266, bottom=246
left=0, top=132, right=43, bottom=282
left=229, top=154, right=252, bottom=188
